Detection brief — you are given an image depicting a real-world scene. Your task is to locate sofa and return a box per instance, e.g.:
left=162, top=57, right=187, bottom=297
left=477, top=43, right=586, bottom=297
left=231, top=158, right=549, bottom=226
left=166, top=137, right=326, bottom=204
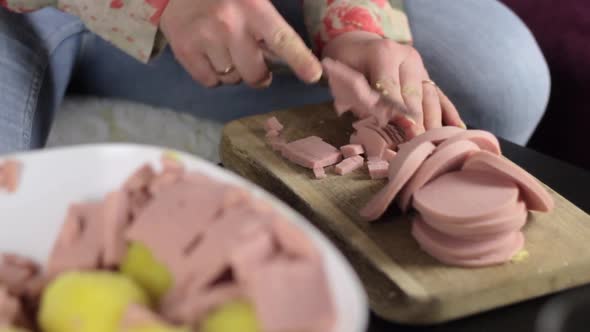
left=502, top=0, right=590, bottom=170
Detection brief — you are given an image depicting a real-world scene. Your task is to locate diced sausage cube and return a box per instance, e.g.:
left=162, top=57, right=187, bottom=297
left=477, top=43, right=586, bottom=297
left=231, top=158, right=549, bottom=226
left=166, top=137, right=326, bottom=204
left=367, top=160, right=390, bottom=180
left=383, top=149, right=397, bottom=162
left=264, top=117, right=284, bottom=133
left=312, top=168, right=326, bottom=179
left=340, top=144, right=364, bottom=158
left=334, top=156, right=364, bottom=175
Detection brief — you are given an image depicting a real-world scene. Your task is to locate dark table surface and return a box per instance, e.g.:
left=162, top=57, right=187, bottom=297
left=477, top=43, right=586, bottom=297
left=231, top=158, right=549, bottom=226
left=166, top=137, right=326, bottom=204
left=369, top=139, right=590, bottom=332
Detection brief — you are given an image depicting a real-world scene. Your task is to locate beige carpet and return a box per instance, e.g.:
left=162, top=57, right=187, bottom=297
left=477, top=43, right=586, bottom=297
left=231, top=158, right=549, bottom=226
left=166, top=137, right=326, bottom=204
left=47, top=97, right=223, bottom=163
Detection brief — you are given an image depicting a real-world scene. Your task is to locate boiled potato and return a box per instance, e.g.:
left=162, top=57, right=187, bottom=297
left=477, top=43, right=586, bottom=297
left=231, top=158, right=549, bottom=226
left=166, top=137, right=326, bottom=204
left=200, top=300, right=260, bottom=332
left=39, top=271, right=149, bottom=332
left=124, top=324, right=189, bottom=332
left=120, top=242, right=172, bottom=300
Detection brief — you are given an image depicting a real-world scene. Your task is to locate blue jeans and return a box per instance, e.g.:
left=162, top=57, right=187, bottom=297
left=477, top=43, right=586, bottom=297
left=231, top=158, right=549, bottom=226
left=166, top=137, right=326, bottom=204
left=0, top=0, right=550, bottom=153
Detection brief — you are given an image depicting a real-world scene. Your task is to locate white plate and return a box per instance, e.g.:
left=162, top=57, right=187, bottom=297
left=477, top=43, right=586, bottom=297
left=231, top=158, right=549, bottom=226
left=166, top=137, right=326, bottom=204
left=0, top=143, right=368, bottom=332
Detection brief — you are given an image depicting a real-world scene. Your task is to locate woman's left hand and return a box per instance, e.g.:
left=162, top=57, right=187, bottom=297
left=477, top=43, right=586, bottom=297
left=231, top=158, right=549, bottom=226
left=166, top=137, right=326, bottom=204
left=323, top=31, right=466, bottom=137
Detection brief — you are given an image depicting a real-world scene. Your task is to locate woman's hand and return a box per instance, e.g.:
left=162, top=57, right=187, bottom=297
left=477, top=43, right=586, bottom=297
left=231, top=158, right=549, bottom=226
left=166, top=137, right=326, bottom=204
left=323, top=31, right=465, bottom=137
left=160, top=0, right=322, bottom=88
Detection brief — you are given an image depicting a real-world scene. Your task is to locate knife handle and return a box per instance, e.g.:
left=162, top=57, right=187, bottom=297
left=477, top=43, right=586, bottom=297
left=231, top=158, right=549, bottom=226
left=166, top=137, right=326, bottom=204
left=260, top=41, right=328, bottom=85
left=265, top=58, right=329, bottom=86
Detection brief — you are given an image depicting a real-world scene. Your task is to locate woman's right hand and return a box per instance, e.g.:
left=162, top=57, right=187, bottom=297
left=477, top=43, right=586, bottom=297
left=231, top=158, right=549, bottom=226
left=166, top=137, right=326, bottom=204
left=160, top=0, right=322, bottom=88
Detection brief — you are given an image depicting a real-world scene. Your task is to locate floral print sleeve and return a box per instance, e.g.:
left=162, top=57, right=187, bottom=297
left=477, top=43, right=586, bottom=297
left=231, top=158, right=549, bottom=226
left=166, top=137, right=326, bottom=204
left=1, top=0, right=412, bottom=64
left=303, top=0, right=413, bottom=55
left=0, top=0, right=169, bottom=63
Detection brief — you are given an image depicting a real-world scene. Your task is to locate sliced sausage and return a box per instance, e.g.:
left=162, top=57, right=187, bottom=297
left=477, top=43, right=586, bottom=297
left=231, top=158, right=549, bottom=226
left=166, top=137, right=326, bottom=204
left=270, top=218, right=320, bottom=261
left=176, top=207, right=271, bottom=296
left=245, top=258, right=335, bottom=332
left=267, top=136, right=287, bottom=152
left=334, top=156, right=364, bottom=175
left=312, top=167, right=326, bottom=179
left=397, top=126, right=465, bottom=155
left=282, top=136, right=342, bottom=169
left=436, top=130, right=501, bottom=155
left=264, top=116, right=284, bottom=133
left=230, top=229, right=275, bottom=283
left=340, top=144, right=364, bottom=158
left=414, top=225, right=524, bottom=267
left=412, top=217, right=521, bottom=259
left=0, top=253, right=39, bottom=296
left=149, top=172, right=182, bottom=195
left=352, top=117, right=378, bottom=131
left=398, top=140, right=480, bottom=212
left=265, top=130, right=280, bottom=138
left=163, top=284, right=242, bottom=325
left=362, top=123, right=394, bottom=146
left=322, top=58, right=379, bottom=118
left=46, top=203, right=104, bottom=277
left=413, top=170, right=520, bottom=223
left=367, top=160, right=389, bottom=180
left=350, top=127, right=387, bottom=159
left=462, top=151, right=554, bottom=212
left=0, top=160, right=22, bottom=193
left=0, top=286, right=22, bottom=325
left=383, top=149, right=397, bottom=162
left=102, top=190, right=131, bottom=267
left=421, top=200, right=528, bottom=238
left=127, top=180, right=230, bottom=278
left=123, top=164, right=155, bottom=192
left=360, top=141, right=436, bottom=221
left=161, top=154, right=184, bottom=175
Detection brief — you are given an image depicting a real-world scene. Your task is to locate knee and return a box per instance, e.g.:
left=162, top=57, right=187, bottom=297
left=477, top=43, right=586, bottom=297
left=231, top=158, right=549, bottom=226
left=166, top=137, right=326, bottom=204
left=475, top=47, right=550, bottom=146
left=408, top=0, right=551, bottom=145
left=0, top=8, right=45, bottom=152
left=454, top=34, right=550, bottom=145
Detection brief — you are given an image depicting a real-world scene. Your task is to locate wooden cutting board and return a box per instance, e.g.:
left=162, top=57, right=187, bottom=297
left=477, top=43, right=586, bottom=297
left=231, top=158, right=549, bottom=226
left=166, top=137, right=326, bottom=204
left=220, top=103, right=590, bottom=325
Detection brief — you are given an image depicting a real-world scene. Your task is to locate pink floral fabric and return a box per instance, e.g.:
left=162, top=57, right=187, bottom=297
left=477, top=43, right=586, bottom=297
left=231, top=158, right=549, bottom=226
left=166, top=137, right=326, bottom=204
left=303, top=0, right=413, bottom=55
left=0, top=0, right=411, bottom=63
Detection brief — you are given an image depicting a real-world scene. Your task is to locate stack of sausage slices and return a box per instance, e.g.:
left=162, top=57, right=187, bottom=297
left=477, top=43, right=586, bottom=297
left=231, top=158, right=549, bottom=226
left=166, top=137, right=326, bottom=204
left=264, top=57, right=555, bottom=268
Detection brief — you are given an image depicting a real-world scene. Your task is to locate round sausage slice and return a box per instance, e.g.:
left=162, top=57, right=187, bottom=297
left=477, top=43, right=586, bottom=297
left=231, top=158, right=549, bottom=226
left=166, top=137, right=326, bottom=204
left=360, top=141, right=436, bottom=221
left=412, top=217, right=521, bottom=259
left=435, top=130, right=501, bottom=155
left=421, top=200, right=528, bottom=238
left=397, top=126, right=465, bottom=152
left=462, top=151, right=554, bottom=212
left=414, top=227, right=524, bottom=267
left=413, top=170, right=520, bottom=222
left=398, top=140, right=480, bottom=212
left=350, top=127, right=388, bottom=159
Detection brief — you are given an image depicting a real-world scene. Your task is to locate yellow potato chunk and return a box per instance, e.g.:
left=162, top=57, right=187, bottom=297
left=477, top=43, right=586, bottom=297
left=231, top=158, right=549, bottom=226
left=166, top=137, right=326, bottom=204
left=120, top=242, right=172, bottom=300
left=125, top=324, right=190, bottom=332
left=200, top=301, right=260, bottom=332
left=38, top=271, right=149, bottom=332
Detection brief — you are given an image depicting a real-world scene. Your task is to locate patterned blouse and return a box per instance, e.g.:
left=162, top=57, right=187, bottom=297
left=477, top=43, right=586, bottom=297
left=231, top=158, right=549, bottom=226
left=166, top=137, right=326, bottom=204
left=1, top=0, right=412, bottom=63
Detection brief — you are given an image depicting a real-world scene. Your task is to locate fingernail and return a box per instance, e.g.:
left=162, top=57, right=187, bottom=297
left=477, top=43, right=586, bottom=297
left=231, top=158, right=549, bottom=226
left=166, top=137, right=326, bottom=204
left=459, top=121, right=467, bottom=129
left=309, top=67, right=323, bottom=83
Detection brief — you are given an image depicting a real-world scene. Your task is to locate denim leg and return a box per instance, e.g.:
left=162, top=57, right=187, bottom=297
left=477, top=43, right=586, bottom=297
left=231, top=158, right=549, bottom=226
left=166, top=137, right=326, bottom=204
left=405, top=0, right=551, bottom=145
left=70, top=2, right=332, bottom=124
left=0, top=8, right=83, bottom=153
left=72, top=0, right=550, bottom=146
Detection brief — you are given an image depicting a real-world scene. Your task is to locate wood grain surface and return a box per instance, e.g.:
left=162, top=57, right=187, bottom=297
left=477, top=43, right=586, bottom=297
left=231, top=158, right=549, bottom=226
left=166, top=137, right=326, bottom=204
left=220, top=103, right=590, bottom=324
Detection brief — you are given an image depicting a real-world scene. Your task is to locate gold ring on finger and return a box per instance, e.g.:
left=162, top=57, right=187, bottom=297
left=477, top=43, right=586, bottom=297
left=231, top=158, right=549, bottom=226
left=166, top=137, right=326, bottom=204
left=422, top=79, right=437, bottom=87
left=216, top=64, right=235, bottom=76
